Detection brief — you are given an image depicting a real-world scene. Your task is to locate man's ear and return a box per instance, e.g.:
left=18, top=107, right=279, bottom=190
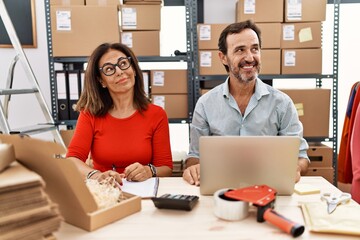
left=218, top=51, right=228, bottom=66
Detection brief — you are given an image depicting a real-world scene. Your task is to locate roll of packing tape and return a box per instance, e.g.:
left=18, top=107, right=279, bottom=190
left=213, top=188, right=249, bottom=221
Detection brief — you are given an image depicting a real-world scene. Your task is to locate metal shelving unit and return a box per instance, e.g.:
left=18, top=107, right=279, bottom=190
left=44, top=0, right=196, bottom=126
left=189, top=0, right=340, bottom=184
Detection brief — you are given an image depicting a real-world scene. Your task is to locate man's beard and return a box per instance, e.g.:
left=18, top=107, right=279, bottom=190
left=231, top=60, right=261, bottom=83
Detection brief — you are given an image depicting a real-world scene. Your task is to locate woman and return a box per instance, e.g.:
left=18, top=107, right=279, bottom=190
left=66, top=43, right=173, bottom=184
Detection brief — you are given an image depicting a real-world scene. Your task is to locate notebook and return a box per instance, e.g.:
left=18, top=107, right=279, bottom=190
left=199, top=136, right=301, bottom=196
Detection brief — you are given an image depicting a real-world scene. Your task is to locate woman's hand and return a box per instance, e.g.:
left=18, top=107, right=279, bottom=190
left=90, top=170, right=124, bottom=187
left=124, top=162, right=152, bottom=181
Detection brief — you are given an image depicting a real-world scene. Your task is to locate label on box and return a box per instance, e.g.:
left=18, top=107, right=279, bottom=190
left=122, top=7, right=137, bottom=29
left=121, top=32, right=133, bottom=48
left=283, top=25, right=295, bottom=41
left=153, top=71, right=165, bottom=86
left=199, top=25, right=211, bottom=41
left=284, top=50, right=296, bottom=66
left=244, top=0, right=255, bottom=14
left=56, top=10, right=71, bottom=31
left=299, top=27, right=313, bottom=42
left=153, top=95, right=165, bottom=109
left=286, top=0, right=302, bottom=21
left=294, top=103, right=304, bottom=116
left=200, top=51, right=212, bottom=67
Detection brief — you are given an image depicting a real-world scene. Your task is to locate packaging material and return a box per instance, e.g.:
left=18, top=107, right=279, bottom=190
left=50, top=0, right=84, bottom=5
left=285, top=0, right=326, bottom=22
left=199, top=50, right=227, bottom=75
left=281, top=48, right=322, bottom=74
left=120, top=5, right=161, bottom=30
left=0, top=143, right=15, bottom=172
left=307, top=143, right=333, bottom=168
left=0, top=134, right=141, bottom=232
left=150, top=70, right=188, bottom=94
left=85, top=0, right=120, bottom=6
left=197, top=24, right=228, bottom=50
left=257, top=23, right=281, bottom=49
left=281, top=22, right=322, bottom=49
left=305, top=167, right=334, bottom=184
left=236, top=0, right=284, bottom=23
left=151, top=94, right=188, bottom=119
left=121, top=31, right=160, bottom=56
left=280, top=89, right=331, bottom=138
left=51, top=5, right=120, bottom=57
left=260, top=49, right=281, bottom=75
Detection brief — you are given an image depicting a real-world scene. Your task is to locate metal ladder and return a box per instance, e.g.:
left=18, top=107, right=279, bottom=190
left=0, top=0, right=65, bottom=147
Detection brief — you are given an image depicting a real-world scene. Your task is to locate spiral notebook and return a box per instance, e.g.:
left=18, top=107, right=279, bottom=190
left=121, top=177, right=159, bottom=199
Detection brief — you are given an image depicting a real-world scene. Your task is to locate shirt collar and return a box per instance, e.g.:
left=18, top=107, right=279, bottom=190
left=222, top=77, right=270, bottom=99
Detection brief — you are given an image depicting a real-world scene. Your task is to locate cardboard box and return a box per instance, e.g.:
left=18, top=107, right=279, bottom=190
left=280, top=89, right=331, bottom=138
left=51, top=6, right=120, bottom=57
left=120, top=5, right=161, bottom=30
left=305, top=167, right=334, bottom=184
left=199, top=50, right=227, bottom=75
left=281, top=48, right=322, bottom=74
left=121, top=31, right=160, bottom=56
left=0, top=134, right=141, bottom=232
left=281, top=22, right=322, bottom=49
left=150, top=70, right=188, bottom=94
left=151, top=94, right=188, bottom=119
left=51, top=0, right=84, bottom=5
left=197, top=24, right=228, bottom=50
left=85, top=0, right=119, bottom=6
left=257, top=23, right=281, bottom=49
left=123, top=0, right=162, bottom=4
left=236, top=0, right=284, bottom=23
left=200, top=88, right=210, bottom=95
left=307, top=143, right=333, bottom=168
left=285, top=0, right=326, bottom=22
left=261, top=49, right=281, bottom=75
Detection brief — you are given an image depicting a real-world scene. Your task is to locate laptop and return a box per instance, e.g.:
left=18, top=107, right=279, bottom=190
left=199, top=136, right=301, bottom=196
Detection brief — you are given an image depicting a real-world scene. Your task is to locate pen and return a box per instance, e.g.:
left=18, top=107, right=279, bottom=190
left=112, top=164, right=116, bottom=172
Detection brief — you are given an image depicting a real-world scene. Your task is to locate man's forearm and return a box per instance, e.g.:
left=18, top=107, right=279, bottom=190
left=298, top=157, right=309, bottom=175
left=185, top=157, right=199, bottom=169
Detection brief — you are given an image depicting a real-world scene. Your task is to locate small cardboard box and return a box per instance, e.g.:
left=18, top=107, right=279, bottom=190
left=199, top=50, right=227, bottom=75
left=285, top=0, right=326, bottom=22
left=151, top=94, right=188, bottom=119
left=305, top=167, right=334, bottom=184
left=0, top=134, right=141, bottom=232
left=150, top=70, right=188, bottom=94
left=120, top=5, right=161, bottom=30
left=51, top=5, right=120, bottom=57
left=121, top=31, right=160, bottom=56
left=197, top=24, right=228, bottom=50
left=261, top=49, right=281, bottom=75
left=307, top=143, right=333, bottom=168
left=50, top=0, right=84, bottom=5
left=257, top=23, right=281, bottom=49
left=85, top=0, right=120, bottom=6
left=280, top=89, right=331, bottom=138
left=281, top=48, right=322, bottom=74
left=281, top=22, right=322, bottom=49
left=236, top=0, right=284, bottom=23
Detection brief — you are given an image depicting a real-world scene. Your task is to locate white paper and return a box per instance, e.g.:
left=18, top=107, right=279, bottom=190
left=122, top=7, right=137, bottom=29
left=283, top=25, right=295, bottom=41
left=153, top=96, right=165, bottom=109
left=287, top=0, right=302, bottom=21
left=244, top=0, right=256, bottom=14
left=153, top=71, right=165, bottom=86
left=56, top=73, right=66, bottom=99
left=284, top=50, right=296, bottom=67
left=121, top=177, right=159, bottom=198
left=121, top=32, right=133, bottom=48
left=69, top=73, right=79, bottom=100
left=56, top=11, right=71, bottom=31
left=199, top=25, right=211, bottom=41
left=200, top=51, right=212, bottom=67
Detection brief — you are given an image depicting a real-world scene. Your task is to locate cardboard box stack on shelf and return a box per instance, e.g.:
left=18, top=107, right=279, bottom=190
left=236, top=0, right=326, bottom=74
left=150, top=70, right=188, bottom=119
left=306, top=143, right=334, bottom=183
left=120, top=1, right=161, bottom=56
left=50, top=0, right=120, bottom=57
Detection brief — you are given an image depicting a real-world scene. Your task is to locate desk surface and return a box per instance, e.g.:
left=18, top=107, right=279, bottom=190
left=54, top=177, right=358, bottom=240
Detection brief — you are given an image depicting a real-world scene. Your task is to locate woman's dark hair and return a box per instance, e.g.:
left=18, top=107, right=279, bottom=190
left=218, top=20, right=262, bottom=72
left=76, top=43, right=149, bottom=116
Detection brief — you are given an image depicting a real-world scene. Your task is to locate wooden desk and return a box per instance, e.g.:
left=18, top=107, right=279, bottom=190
left=54, top=177, right=358, bottom=239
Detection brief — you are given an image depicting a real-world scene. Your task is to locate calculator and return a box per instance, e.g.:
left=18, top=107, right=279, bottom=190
left=151, top=194, right=199, bottom=211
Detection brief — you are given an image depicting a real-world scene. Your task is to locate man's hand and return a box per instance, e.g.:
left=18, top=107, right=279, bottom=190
left=182, top=164, right=200, bottom=186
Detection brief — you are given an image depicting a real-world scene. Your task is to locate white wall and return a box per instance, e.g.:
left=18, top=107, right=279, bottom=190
left=1, top=1, right=359, bottom=152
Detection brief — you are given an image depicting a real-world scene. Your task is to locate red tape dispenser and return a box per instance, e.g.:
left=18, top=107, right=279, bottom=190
left=225, top=185, right=304, bottom=238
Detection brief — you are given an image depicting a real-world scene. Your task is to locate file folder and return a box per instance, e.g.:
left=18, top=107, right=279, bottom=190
left=55, top=71, right=69, bottom=120
left=68, top=71, right=80, bottom=120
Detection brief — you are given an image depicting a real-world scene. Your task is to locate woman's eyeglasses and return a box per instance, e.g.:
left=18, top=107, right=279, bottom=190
left=99, top=57, right=132, bottom=76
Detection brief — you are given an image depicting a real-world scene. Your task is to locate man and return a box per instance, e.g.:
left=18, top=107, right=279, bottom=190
left=183, top=20, right=309, bottom=186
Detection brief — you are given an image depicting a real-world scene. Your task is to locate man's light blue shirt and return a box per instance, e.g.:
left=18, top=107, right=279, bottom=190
left=188, top=77, right=309, bottom=160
